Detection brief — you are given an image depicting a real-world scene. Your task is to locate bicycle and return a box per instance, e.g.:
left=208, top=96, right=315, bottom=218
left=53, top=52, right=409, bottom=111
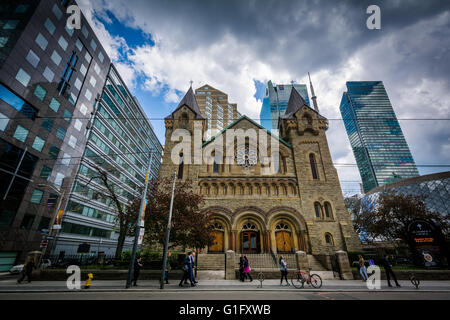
left=409, top=272, right=420, bottom=289
left=291, top=268, right=322, bottom=289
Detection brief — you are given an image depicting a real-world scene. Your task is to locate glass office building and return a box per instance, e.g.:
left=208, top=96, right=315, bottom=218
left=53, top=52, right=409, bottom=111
left=340, top=81, right=419, bottom=193
left=259, top=81, right=310, bottom=133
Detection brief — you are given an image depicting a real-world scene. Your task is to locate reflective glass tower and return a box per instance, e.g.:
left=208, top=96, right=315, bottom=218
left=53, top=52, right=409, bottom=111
left=339, top=81, right=419, bottom=193
left=259, top=81, right=310, bottom=133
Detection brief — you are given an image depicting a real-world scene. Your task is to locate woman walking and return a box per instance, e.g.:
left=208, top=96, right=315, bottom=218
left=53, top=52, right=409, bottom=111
left=279, top=256, right=289, bottom=286
left=179, top=252, right=195, bottom=287
left=17, top=257, right=35, bottom=284
left=358, top=255, right=368, bottom=281
left=242, top=256, right=253, bottom=282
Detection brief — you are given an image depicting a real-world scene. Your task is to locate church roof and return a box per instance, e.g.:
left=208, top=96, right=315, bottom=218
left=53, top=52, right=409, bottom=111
left=202, top=115, right=292, bottom=148
left=280, top=87, right=325, bottom=120
left=165, top=86, right=205, bottom=120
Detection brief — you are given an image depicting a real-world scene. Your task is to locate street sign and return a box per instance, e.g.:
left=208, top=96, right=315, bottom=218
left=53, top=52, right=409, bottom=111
left=43, top=236, right=55, bottom=240
left=52, top=224, right=61, bottom=230
left=40, top=229, right=49, bottom=234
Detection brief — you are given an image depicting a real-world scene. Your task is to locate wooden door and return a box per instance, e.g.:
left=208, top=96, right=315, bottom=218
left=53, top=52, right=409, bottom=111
left=276, top=231, right=292, bottom=253
left=242, top=231, right=259, bottom=253
left=209, top=231, right=224, bottom=252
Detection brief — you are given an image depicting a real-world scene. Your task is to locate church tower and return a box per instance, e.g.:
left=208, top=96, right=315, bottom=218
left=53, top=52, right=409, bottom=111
left=278, top=88, right=361, bottom=254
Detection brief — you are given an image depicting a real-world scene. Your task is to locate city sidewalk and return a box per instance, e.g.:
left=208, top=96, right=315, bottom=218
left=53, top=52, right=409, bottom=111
left=1, top=278, right=450, bottom=293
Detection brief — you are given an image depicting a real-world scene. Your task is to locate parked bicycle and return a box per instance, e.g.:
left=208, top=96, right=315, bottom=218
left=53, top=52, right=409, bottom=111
left=291, top=268, right=322, bottom=289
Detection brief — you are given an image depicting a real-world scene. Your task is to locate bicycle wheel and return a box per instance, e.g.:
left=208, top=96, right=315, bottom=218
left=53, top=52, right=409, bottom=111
left=410, top=275, right=420, bottom=289
left=309, top=274, right=322, bottom=288
left=291, top=273, right=304, bottom=289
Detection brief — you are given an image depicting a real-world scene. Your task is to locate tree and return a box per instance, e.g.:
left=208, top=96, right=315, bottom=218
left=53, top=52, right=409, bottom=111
left=140, top=177, right=214, bottom=251
left=351, top=191, right=449, bottom=243
left=87, top=163, right=139, bottom=259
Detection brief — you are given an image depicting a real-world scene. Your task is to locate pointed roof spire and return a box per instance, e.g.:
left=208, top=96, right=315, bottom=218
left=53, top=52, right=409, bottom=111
left=165, top=86, right=204, bottom=119
left=283, top=87, right=308, bottom=116
left=308, top=72, right=319, bottom=112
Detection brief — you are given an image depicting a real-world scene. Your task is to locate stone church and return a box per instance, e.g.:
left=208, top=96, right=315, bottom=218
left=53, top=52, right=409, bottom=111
left=158, top=85, right=361, bottom=257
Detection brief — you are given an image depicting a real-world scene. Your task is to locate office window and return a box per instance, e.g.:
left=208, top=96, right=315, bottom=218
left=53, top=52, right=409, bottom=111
left=75, top=39, right=83, bottom=51
left=43, top=67, right=55, bottom=82
left=52, top=4, right=63, bottom=20
left=15, top=5, right=29, bottom=13
left=74, top=78, right=82, bottom=90
left=58, top=36, right=68, bottom=51
left=13, top=125, right=28, bottom=142
left=33, top=85, right=46, bottom=101
left=68, top=135, right=77, bottom=148
left=69, top=92, right=77, bottom=105
left=44, top=18, right=56, bottom=35
left=0, top=112, right=9, bottom=131
left=90, top=39, right=97, bottom=51
left=49, top=146, right=60, bottom=159
left=41, top=118, right=53, bottom=132
left=84, top=89, right=92, bottom=101
left=26, top=50, right=40, bottom=68
left=30, top=189, right=44, bottom=204
left=0, top=84, right=37, bottom=119
left=65, top=25, right=74, bottom=37
left=63, top=109, right=72, bottom=122
left=0, top=37, right=8, bottom=47
left=47, top=193, right=58, bottom=207
left=57, top=51, right=78, bottom=95
left=61, top=152, right=70, bottom=166
left=98, top=52, right=104, bottom=63
left=3, top=20, right=19, bottom=30
left=31, top=136, right=45, bottom=152
left=40, top=165, right=52, bottom=180
left=49, top=98, right=60, bottom=112
left=89, top=76, right=96, bottom=87
left=54, top=173, right=64, bottom=186
left=79, top=103, right=87, bottom=115
left=85, top=51, right=92, bottom=63
left=38, top=216, right=51, bottom=231
left=50, top=51, right=62, bottom=66
left=35, top=33, right=48, bottom=50
left=82, top=25, right=89, bottom=38
left=79, top=64, right=87, bottom=76
left=56, top=126, right=66, bottom=140
left=74, top=119, right=82, bottom=131
left=15, top=68, right=31, bottom=87
left=94, top=63, right=100, bottom=75
left=20, top=214, right=35, bottom=229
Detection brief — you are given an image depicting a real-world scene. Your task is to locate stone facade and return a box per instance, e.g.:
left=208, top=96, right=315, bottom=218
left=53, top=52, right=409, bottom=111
left=158, top=86, right=361, bottom=256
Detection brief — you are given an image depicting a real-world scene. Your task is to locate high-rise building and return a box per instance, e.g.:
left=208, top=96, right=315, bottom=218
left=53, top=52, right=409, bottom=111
left=0, top=0, right=161, bottom=266
left=259, top=80, right=311, bottom=132
left=339, top=81, right=419, bottom=193
left=194, top=84, right=238, bottom=137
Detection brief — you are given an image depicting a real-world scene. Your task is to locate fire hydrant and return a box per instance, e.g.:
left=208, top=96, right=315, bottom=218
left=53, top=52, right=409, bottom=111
left=84, top=273, right=93, bottom=289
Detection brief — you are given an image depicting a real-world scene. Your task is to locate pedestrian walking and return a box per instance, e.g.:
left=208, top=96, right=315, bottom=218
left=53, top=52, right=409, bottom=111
left=132, top=257, right=143, bottom=286
left=238, top=254, right=245, bottom=282
left=179, top=252, right=195, bottom=287
left=279, top=256, right=289, bottom=286
left=380, top=255, right=401, bottom=287
left=242, top=256, right=253, bottom=282
left=164, top=252, right=172, bottom=284
left=17, top=257, right=35, bottom=284
left=358, top=255, right=368, bottom=281
left=190, top=251, right=198, bottom=284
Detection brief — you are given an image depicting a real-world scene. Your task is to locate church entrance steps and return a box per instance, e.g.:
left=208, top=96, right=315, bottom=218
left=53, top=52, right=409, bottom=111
left=307, top=254, right=328, bottom=271
left=234, top=253, right=297, bottom=269
left=196, top=270, right=225, bottom=280
left=197, top=254, right=225, bottom=270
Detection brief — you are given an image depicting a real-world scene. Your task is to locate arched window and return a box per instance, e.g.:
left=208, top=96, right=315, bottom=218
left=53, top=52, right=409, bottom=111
left=309, top=153, right=318, bottom=180
left=314, top=202, right=322, bottom=219
left=325, top=233, right=334, bottom=245
left=181, top=112, right=188, bottom=127
left=177, top=153, right=184, bottom=179
left=242, top=222, right=257, bottom=230
left=275, top=222, right=290, bottom=231
left=324, top=202, right=332, bottom=218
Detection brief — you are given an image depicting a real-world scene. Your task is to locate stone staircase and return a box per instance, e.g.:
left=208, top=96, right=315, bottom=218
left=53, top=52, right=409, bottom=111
left=307, top=254, right=327, bottom=271
left=197, top=253, right=225, bottom=271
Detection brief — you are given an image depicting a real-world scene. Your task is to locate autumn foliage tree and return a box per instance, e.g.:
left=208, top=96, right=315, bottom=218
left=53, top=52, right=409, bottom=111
left=138, top=177, right=214, bottom=251
left=351, top=192, right=449, bottom=243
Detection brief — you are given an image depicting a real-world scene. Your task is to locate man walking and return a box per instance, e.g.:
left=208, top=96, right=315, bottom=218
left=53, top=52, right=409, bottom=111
left=190, top=251, right=198, bottom=284
left=180, top=252, right=195, bottom=287
left=133, top=257, right=143, bottom=286
left=17, top=257, right=35, bottom=284
left=380, top=255, right=401, bottom=287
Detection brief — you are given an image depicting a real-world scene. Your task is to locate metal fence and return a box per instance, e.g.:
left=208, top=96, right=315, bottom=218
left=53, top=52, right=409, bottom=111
left=45, top=254, right=116, bottom=267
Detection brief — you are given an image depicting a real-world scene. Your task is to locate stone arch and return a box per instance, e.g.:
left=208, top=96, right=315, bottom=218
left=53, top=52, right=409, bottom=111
left=232, top=208, right=268, bottom=253
left=323, top=201, right=334, bottom=219
left=200, top=207, right=233, bottom=253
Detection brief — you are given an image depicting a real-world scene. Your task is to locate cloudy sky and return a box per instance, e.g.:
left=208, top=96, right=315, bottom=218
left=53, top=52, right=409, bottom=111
left=78, top=0, right=450, bottom=195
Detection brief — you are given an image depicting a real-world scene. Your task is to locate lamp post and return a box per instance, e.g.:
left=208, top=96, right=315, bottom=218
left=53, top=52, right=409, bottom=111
left=125, top=150, right=155, bottom=289
left=160, top=169, right=177, bottom=289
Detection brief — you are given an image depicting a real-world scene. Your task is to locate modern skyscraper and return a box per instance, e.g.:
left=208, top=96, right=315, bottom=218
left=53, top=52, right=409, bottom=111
left=339, top=81, right=419, bottom=193
left=0, top=0, right=161, bottom=265
left=259, top=80, right=311, bottom=132
left=194, top=84, right=238, bottom=138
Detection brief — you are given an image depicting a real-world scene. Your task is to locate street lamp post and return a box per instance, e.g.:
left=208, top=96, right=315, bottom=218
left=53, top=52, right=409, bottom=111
left=125, top=150, right=155, bottom=289
left=160, top=169, right=177, bottom=289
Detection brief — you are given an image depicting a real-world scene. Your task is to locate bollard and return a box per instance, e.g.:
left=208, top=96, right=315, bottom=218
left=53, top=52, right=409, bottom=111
left=84, top=273, right=93, bottom=289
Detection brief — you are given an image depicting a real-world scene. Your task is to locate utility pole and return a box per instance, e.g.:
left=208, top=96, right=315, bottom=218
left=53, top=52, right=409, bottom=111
left=160, top=169, right=177, bottom=289
left=126, top=150, right=154, bottom=288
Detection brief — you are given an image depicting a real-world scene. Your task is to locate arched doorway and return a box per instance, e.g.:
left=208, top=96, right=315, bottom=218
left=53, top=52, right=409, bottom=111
left=241, top=222, right=261, bottom=253
left=209, top=222, right=224, bottom=252
left=275, top=222, right=293, bottom=253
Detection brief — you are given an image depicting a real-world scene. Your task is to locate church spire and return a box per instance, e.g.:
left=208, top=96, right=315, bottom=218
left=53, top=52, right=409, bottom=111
left=308, top=72, right=319, bottom=113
